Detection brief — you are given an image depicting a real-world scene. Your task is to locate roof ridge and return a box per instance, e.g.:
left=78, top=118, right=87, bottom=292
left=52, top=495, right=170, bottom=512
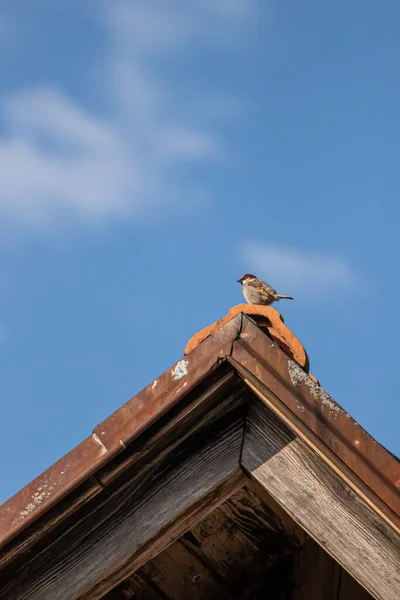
left=185, top=304, right=316, bottom=380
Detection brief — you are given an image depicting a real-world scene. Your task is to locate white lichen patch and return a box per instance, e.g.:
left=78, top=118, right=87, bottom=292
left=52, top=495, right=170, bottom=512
left=15, top=483, right=56, bottom=522
left=152, top=379, right=158, bottom=390
left=288, top=359, right=340, bottom=418
left=172, top=359, right=189, bottom=380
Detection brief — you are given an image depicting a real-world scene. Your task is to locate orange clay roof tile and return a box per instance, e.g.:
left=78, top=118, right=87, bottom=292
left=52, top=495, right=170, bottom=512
left=185, top=304, right=311, bottom=373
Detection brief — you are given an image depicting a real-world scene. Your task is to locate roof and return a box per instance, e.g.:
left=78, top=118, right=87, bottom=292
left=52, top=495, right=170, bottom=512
left=0, top=305, right=399, bottom=600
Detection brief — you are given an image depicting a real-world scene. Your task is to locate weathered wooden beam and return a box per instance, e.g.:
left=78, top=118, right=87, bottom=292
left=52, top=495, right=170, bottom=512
left=236, top=558, right=292, bottom=600
left=0, top=403, right=247, bottom=600
left=139, top=539, right=234, bottom=600
left=230, top=317, right=400, bottom=527
left=0, top=369, right=244, bottom=573
left=0, top=315, right=244, bottom=558
left=102, top=573, right=164, bottom=600
left=178, top=485, right=299, bottom=598
left=241, top=397, right=400, bottom=600
left=289, top=541, right=373, bottom=600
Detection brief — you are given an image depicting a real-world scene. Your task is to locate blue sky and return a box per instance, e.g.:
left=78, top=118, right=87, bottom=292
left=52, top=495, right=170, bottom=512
left=0, top=0, right=399, bottom=504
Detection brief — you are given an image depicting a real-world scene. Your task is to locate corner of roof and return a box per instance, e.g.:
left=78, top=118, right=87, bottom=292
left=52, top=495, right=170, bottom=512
left=0, top=310, right=245, bottom=551
left=185, top=304, right=315, bottom=379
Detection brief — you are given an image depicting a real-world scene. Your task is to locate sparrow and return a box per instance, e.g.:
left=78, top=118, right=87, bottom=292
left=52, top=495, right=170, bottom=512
left=237, top=273, right=293, bottom=306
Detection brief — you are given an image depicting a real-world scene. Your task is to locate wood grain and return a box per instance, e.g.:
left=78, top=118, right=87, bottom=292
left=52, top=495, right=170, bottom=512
left=241, top=398, right=400, bottom=600
left=102, top=573, right=164, bottom=600
left=291, top=541, right=343, bottom=600
left=286, top=541, right=373, bottom=600
left=245, top=481, right=307, bottom=546
left=140, top=539, right=233, bottom=600
left=179, top=486, right=297, bottom=597
left=0, top=405, right=246, bottom=600
left=0, top=368, right=246, bottom=574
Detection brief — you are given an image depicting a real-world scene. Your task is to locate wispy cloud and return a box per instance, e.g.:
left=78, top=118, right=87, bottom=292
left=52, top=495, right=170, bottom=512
left=0, top=1, right=255, bottom=231
left=240, top=241, right=360, bottom=302
left=0, top=88, right=134, bottom=227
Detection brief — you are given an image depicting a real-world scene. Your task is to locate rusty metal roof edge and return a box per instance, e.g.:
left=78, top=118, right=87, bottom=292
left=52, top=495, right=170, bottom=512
left=2, top=307, right=398, bottom=554
left=231, top=316, right=400, bottom=523
left=0, top=314, right=244, bottom=552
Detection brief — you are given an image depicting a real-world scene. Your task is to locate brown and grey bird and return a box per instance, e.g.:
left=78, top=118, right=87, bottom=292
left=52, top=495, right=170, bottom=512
left=237, top=273, right=293, bottom=306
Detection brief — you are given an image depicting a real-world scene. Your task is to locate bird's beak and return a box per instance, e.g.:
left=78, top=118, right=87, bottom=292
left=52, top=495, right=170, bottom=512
left=237, top=279, right=242, bottom=283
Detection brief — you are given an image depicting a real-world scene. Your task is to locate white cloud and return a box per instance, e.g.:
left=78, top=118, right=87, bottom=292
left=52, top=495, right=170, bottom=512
left=106, top=0, right=253, bottom=57
left=240, top=241, right=360, bottom=301
left=4, top=89, right=119, bottom=151
left=0, top=88, right=141, bottom=227
left=0, top=1, right=255, bottom=231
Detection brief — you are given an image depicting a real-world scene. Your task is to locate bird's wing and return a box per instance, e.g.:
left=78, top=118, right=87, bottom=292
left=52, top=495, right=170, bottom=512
left=247, top=279, right=277, bottom=298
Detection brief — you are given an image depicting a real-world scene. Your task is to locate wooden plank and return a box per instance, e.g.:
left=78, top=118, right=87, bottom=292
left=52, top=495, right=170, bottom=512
left=238, top=367, right=400, bottom=534
left=245, top=481, right=307, bottom=545
left=180, top=486, right=296, bottom=597
left=338, top=569, right=374, bottom=600
left=241, top=398, right=400, bottom=600
left=181, top=496, right=259, bottom=591
left=0, top=316, right=244, bottom=556
left=1, top=369, right=245, bottom=573
left=289, top=541, right=373, bottom=600
left=139, top=539, right=233, bottom=600
left=0, top=405, right=246, bottom=600
left=291, top=541, right=342, bottom=600
left=96, top=369, right=245, bottom=488
left=230, top=320, right=400, bottom=527
left=102, top=573, right=164, bottom=600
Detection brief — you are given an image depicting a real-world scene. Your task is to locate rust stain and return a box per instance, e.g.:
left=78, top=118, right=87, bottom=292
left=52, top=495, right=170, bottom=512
left=1, top=307, right=399, bottom=563
left=0, top=315, right=243, bottom=552
left=0, top=435, right=109, bottom=546
left=92, top=319, right=241, bottom=453
left=231, top=316, right=400, bottom=523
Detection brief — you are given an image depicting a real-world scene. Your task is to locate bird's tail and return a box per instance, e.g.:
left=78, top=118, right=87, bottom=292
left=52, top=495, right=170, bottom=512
left=276, top=295, right=294, bottom=300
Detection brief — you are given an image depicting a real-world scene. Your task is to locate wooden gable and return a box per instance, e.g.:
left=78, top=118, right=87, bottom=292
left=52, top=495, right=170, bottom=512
left=0, top=313, right=399, bottom=600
